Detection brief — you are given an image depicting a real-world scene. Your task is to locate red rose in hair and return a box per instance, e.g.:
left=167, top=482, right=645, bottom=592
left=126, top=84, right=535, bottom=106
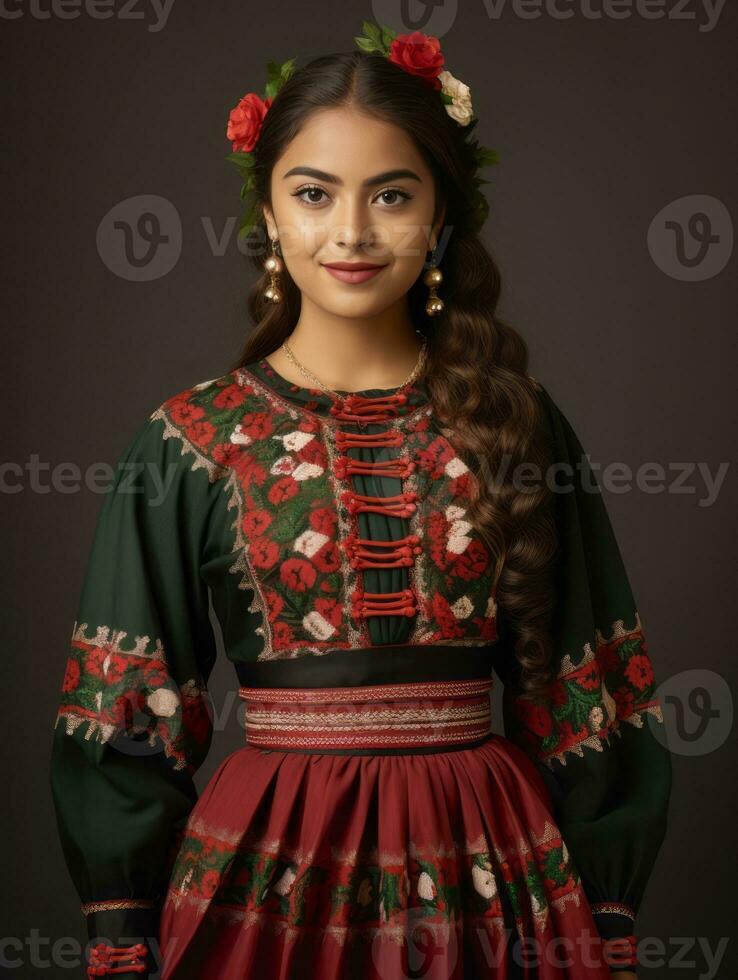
left=227, top=92, right=273, bottom=153
left=388, top=31, right=444, bottom=90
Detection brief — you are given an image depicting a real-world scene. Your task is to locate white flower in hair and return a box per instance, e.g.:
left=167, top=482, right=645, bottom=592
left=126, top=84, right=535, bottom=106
left=439, top=70, right=474, bottom=126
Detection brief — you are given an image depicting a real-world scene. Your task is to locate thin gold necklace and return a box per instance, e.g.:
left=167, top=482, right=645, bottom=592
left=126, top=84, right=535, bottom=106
left=280, top=337, right=428, bottom=400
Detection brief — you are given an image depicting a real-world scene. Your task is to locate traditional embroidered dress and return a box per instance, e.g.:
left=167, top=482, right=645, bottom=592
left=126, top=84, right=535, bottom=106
left=50, top=357, right=672, bottom=979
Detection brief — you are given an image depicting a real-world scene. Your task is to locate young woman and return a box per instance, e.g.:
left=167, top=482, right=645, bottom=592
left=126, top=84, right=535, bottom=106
left=50, top=24, right=671, bottom=980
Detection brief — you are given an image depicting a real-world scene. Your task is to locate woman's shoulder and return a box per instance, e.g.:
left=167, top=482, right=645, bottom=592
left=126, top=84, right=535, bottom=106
left=111, top=367, right=272, bottom=471
left=149, top=365, right=277, bottom=432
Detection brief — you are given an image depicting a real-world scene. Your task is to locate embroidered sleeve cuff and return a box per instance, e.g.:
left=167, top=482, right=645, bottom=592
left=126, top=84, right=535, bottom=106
left=84, top=902, right=161, bottom=978
left=590, top=903, right=638, bottom=973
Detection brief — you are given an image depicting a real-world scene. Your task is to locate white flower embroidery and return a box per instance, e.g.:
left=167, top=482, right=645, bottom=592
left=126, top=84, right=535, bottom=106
left=448, top=524, right=473, bottom=555
left=601, top=682, right=618, bottom=724
left=451, top=596, right=474, bottom=619
left=294, top=530, right=329, bottom=558
left=272, top=867, right=296, bottom=896
left=270, top=455, right=296, bottom=476
left=472, top=864, right=498, bottom=900
left=589, top=705, right=605, bottom=732
left=417, top=871, right=436, bottom=900
left=485, top=594, right=498, bottom=618
left=278, top=431, right=315, bottom=452
left=229, top=424, right=252, bottom=446
left=292, top=461, right=324, bottom=481
left=146, top=689, right=179, bottom=718
left=445, top=505, right=466, bottom=522
left=439, top=70, right=474, bottom=126
left=303, top=611, right=336, bottom=641
left=448, top=535, right=471, bottom=555
left=445, top=457, right=470, bottom=479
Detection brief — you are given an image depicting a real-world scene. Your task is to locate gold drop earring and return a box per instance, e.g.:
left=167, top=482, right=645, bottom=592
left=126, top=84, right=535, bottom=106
left=264, top=237, right=283, bottom=304
left=424, top=246, right=444, bottom=317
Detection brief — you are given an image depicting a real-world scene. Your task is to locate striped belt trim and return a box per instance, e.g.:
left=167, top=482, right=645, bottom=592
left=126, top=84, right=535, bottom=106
left=238, top=677, right=493, bottom=754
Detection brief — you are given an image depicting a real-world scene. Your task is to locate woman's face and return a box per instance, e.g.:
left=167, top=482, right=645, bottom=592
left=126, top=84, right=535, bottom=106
left=262, top=106, right=445, bottom=319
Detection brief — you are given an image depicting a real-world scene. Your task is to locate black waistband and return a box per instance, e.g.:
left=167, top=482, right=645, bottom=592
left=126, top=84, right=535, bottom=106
left=234, top=644, right=495, bottom=689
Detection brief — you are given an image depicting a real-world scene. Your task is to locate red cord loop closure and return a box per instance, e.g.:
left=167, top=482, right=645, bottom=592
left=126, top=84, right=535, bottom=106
left=602, top=934, right=638, bottom=969
left=330, top=392, right=408, bottom=425
left=341, top=490, right=418, bottom=518
left=334, top=429, right=403, bottom=450
left=352, top=588, right=417, bottom=618
left=87, top=942, right=148, bottom=976
left=334, top=454, right=415, bottom=479
left=345, top=532, right=422, bottom=569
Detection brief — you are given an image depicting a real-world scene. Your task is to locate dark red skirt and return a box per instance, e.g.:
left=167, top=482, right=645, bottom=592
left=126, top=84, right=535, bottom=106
left=158, top=667, right=613, bottom=979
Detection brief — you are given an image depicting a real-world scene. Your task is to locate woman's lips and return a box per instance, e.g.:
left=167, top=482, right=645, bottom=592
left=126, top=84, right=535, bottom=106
left=321, top=263, right=387, bottom=284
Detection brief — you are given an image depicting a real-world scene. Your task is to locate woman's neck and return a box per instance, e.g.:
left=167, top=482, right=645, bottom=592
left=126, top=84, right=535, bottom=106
left=267, top=304, right=425, bottom=392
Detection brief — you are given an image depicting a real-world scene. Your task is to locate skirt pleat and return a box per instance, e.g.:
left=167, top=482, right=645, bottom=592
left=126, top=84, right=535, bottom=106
left=159, top=735, right=613, bottom=979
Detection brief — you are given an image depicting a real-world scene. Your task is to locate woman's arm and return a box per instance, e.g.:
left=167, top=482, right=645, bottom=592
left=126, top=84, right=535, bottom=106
left=49, top=413, right=220, bottom=977
left=494, top=383, right=672, bottom=975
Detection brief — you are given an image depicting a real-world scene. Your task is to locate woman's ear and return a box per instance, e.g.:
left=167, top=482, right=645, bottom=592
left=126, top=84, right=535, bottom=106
left=431, top=203, right=447, bottom=250
left=261, top=203, right=277, bottom=240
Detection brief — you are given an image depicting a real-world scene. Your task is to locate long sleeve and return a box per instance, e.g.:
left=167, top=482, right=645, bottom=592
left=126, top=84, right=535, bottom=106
left=493, top=382, right=672, bottom=973
left=49, top=412, right=220, bottom=977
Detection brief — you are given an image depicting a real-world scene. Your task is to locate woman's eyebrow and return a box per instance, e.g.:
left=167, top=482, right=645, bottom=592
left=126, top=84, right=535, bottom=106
left=282, top=166, right=422, bottom=186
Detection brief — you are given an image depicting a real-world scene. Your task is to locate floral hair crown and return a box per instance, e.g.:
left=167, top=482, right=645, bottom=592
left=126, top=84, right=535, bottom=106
left=226, top=20, right=499, bottom=239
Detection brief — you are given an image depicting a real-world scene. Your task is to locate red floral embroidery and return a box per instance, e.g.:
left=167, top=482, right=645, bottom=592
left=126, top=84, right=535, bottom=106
left=625, top=653, right=654, bottom=690
left=314, top=597, right=343, bottom=627
left=152, top=370, right=499, bottom=657
left=279, top=558, right=317, bottom=592
left=242, top=509, right=272, bottom=536
left=213, top=383, right=248, bottom=409
left=185, top=420, right=216, bottom=447
left=249, top=538, right=280, bottom=570
left=55, top=623, right=211, bottom=773
left=417, top=436, right=455, bottom=479
left=309, top=507, right=337, bottom=535
left=240, top=412, right=274, bottom=440
left=168, top=400, right=203, bottom=427
left=453, top=537, right=489, bottom=580
left=267, top=476, right=299, bottom=504
left=211, top=442, right=243, bottom=467
left=509, top=617, right=663, bottom=767
left=62, top=659, right=80, bottom=692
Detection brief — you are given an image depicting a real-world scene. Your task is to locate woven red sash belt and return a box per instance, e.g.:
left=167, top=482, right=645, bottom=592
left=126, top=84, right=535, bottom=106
left=238, top=677, right=494, bottom=754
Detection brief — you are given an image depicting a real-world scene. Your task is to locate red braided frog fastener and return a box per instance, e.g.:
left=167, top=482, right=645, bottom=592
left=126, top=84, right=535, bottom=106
left=86, top=942, right=148, bottom=976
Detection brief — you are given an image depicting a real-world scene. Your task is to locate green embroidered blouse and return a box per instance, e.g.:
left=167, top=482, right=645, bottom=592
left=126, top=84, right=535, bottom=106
left=49, top=357, right=672, bottom=974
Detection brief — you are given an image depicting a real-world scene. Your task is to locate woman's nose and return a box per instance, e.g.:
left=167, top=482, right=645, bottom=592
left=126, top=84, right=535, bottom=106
left=330, top=198, right=370, bottom=248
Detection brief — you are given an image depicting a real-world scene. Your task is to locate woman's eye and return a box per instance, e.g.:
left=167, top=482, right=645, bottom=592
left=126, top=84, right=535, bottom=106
left=294, top=185, right=329, bottom=206
left=376, top=188, right=412, bottom=207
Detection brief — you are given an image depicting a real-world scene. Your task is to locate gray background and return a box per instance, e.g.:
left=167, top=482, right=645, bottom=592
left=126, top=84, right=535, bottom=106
left=4, top=1, right=736, bottom=977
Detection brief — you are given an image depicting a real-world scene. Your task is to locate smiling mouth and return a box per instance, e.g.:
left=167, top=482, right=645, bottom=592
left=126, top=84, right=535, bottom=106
left=321, top=262, right=388, bottom=284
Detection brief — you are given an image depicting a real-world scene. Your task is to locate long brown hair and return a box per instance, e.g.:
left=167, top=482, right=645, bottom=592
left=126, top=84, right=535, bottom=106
left=229, top=51, right=557, bottom=701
